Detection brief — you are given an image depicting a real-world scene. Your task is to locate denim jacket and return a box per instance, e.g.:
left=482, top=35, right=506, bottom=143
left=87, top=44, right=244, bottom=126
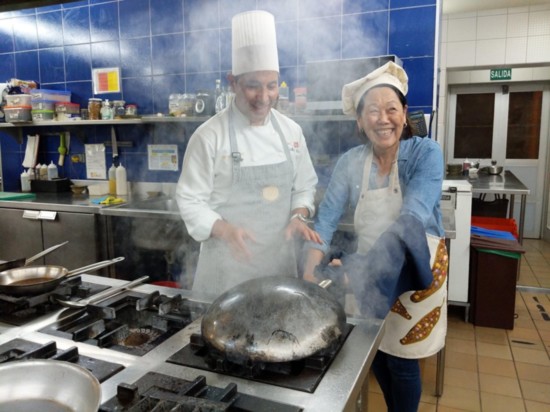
left=310, top=136, right=445, bottom=255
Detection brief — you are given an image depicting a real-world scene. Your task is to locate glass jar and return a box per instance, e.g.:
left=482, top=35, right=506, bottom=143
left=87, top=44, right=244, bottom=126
left=113, top=100, right=126, bottom=119
left=125, top=104, right=137, bottom=117
left=88, top=98, right=102, bottom=120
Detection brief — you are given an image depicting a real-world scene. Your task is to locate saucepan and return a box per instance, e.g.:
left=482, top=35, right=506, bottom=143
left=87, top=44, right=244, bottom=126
left=0, top=256, right=124, bottom=296
left=0, top=359, right=101, bottom=412
left=201, top=275, right=347, bottom=363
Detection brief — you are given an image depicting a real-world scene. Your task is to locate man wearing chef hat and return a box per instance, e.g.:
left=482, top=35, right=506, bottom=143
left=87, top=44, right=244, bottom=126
left=176, top=10, right=320, bottom=296
left=303, top=61, right=447, bottom=411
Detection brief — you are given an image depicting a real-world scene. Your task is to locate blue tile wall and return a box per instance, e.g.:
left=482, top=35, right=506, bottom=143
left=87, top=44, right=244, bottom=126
left=0, top=0, right=436, bottom=192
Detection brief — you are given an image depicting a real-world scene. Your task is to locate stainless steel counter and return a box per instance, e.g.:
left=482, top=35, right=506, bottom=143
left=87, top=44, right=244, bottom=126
left=0, top=274, right=384, bottom=412
left=446, top=170, right=530, bottom=242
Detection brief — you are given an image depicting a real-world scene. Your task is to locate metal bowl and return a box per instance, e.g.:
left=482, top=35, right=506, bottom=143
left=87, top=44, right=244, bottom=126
left=488, top=165, right=503, bottom=175
left=0, top=360, right=101, bottom=411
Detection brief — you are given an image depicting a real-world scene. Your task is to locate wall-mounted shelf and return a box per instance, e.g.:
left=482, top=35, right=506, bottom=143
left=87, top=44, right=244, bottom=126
left=0, top=113, right=354, bottom=143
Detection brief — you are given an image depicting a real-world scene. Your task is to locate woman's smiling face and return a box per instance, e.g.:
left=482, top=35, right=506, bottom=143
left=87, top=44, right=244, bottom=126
left=357, top=86, right=407, bottom=152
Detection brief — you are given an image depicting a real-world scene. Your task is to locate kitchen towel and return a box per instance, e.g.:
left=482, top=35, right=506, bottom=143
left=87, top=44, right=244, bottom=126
left=22, top=134, right=39, bottom=168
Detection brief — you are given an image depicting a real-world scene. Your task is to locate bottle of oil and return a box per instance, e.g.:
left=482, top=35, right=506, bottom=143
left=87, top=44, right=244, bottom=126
left=108, top=164, right=117, bottom=195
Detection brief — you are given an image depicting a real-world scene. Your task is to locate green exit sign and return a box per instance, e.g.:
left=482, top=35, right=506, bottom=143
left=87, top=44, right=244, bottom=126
left=490, top=68, right=512, bottom=80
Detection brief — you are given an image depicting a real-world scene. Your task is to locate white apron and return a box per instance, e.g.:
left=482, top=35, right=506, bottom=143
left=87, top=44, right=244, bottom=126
left=192, top=110, right=297, bottom=296
left=354, top=148, right=447, bottom=359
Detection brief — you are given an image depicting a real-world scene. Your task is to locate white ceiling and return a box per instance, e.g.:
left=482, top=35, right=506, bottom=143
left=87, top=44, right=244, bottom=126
left=442, top=0, right=550, bottom=14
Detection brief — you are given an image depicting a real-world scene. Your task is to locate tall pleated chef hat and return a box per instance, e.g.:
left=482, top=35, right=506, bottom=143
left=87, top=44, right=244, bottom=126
left=341, top=61, right=408, bottom=116
left=232, top=10, right=279, bottom=76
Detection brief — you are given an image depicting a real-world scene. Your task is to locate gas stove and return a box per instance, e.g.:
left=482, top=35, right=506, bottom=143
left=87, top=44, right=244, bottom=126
left=0, top=275, right=384, bottom=411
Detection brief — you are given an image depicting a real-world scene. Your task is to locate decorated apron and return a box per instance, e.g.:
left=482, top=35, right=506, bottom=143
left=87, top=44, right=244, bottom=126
left=354, top=148, right=448, bottom=359
left=192, top=110, right=297, bottom=296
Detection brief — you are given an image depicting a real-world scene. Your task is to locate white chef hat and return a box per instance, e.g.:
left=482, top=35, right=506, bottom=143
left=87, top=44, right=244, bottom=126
left=341, top=61, right=408, bottom=116
left=232, top=10, right=279, bottom=76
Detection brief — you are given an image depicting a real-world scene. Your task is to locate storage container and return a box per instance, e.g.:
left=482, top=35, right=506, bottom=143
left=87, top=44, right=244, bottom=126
left=5, top=94, right=31, bottom=107
left=30, top=89, right=71, bottom=102
left=31, top=110, right=55, bottom=122
left=55, top=102, right=80, bottom=114
left=31, top=99, right=56, bottom=111
left=4, top=106, right=32, bottom=122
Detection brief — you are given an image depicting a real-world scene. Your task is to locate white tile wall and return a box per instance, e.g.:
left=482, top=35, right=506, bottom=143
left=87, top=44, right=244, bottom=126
left=477, top=15, right=507, bottom=39
left=436, top=6, right=550, bottom=146
left=447, top=17, right=477, bottom=41
left=505, top=37, right=527, bottom=64
left=446, top=41, right=476, bottom=67
left=476, top=39, right=506, bottom=65
left=506, top=12, right=528, bottom=37
left=527, top=35, right=550, bottom=62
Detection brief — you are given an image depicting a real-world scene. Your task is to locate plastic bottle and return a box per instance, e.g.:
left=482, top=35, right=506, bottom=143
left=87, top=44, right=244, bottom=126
left=47, top=161, right=58, bottom=180
left=39, top=163, right=48, bottom=181
left=108, top=164, right=117, bottom=195
left=278, top=81, right=289, bottom=112
left=100, top=99, right=113, bottom=120
left=115, top=164, right=128, bottom=196
left=20, top=170, right=31, bottom=192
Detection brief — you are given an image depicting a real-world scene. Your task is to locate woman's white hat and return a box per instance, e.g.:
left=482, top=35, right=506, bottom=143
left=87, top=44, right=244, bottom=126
left=341, top=61, right=408, bottom=116
left=232, top=10, right=279, bottom=76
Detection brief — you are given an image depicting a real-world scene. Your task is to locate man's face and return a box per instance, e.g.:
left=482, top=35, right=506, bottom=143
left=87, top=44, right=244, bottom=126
left=229, top=71, right=279, bottom=125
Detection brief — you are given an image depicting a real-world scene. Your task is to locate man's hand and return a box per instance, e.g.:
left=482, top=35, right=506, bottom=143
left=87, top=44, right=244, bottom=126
left=211, top=219, right=256, bottom=262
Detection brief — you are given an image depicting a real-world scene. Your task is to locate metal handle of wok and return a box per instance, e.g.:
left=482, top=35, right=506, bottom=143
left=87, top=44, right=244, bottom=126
left=66, top=257, right=125, bottom=277
left=58, top=275, right=149, bottom=309
left=25, top=241, right=69, bottom=266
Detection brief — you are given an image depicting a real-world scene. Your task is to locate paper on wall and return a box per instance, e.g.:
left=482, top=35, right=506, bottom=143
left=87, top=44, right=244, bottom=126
left=148, top=144, right=178, bottom=171
left=85, top=144, right=107, bottom=179
left=22, top=134, right=39, bottom=168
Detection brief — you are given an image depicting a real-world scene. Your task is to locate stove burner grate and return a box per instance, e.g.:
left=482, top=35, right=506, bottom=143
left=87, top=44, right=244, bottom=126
left=0, top=277, right=109, bottom=326
left=40, top=290, right=208, bottom=356
left=99, top=371, right=303, bottom=412
left=0, top=338, right=124, bottom=382
left=167, top=324, right=354, bottom=394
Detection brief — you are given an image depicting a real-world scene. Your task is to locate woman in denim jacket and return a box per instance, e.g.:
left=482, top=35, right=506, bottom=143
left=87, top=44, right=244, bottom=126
left=303, top=62, right=448, bottom=412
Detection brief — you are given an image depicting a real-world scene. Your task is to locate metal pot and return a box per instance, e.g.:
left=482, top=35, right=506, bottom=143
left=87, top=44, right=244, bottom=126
left=201, top=275, right=347, bottom=363
left=0, top=257, right=124, bottom=296
left=0, top=360, right=101, bottom=412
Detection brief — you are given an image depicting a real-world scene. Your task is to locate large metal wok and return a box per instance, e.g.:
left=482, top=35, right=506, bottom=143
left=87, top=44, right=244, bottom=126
left=0, top=359, right=101, bottom=412
left=201, top=275, right=347, bottom=363
left=0, top=257, right=124, bottom=296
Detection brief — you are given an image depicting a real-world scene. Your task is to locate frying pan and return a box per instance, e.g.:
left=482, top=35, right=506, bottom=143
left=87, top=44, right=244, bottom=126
left=0, top=359, right=101, bottom=412
left=201, top=276, right=346, bottom=363
left=0, top=241, right=69, bottom=272
left=0, top=256, right=125, bottom=296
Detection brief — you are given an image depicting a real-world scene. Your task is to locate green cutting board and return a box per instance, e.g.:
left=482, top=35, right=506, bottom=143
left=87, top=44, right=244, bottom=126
left=0, top=192, right=36, bottom=201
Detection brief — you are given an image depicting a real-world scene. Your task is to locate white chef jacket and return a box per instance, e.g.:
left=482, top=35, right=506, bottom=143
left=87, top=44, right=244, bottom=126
left=176, top=102, right=318, bottom=242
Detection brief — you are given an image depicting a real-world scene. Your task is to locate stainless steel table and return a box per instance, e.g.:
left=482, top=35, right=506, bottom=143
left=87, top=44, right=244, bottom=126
left=447, top=170, right=530, bottom=243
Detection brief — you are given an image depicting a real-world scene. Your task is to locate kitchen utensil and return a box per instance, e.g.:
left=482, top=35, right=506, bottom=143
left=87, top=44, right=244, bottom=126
left=57, top=275, right=149, bottom=308
left=0, top=359, right=101, bottom=412
left=111, top=126, right=118, bottom=163
left=488, top=160, right=503, bottom=175
left=201, top=276, right=346, bottom=363
left=0, top=256, right=124, bottom=296
left=0, top=240, right=69, bottom=272
left=57, top=131, right=67, bottom=166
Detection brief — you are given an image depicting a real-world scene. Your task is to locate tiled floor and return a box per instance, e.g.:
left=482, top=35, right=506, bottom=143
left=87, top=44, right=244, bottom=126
left=367, top=238, right=550, bottom=411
